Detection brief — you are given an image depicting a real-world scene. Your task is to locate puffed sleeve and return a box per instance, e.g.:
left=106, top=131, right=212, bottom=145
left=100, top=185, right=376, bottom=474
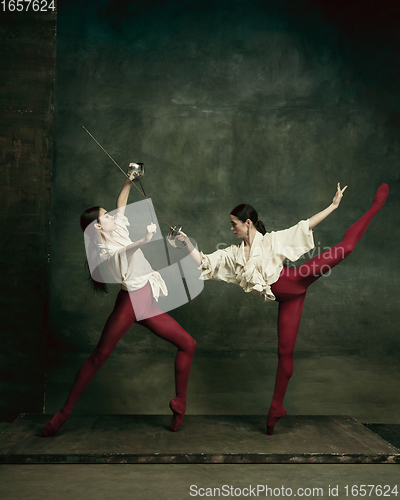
left=199, top=246, right=238, bottom=283
left=269, top=219, right=314, bottom=262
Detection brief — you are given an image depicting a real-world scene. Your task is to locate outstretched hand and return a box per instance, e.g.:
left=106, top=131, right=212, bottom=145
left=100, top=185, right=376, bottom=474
left=144, top=223, right=157, bottom=243
left=309, top=182, right=348, bottom=229
left=332, top=182, right=347, bottom=208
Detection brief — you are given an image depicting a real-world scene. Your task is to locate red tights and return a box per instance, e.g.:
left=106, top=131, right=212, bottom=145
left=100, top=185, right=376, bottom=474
left=42, top=282, right=196, bottom=436
left=267, top=183, right=389, bottom=434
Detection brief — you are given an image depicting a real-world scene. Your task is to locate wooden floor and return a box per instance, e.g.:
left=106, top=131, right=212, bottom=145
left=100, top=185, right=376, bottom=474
left=1, top=414, right=399, bottom=464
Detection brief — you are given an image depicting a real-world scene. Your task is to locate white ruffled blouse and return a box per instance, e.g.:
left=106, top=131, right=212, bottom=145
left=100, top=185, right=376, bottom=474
left=96, top=213, right=168, bottom=301
left=199, top=220, right=314, bottom=301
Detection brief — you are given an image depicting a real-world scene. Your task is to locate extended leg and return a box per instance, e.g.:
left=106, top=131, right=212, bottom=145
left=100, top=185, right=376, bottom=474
left=297, top=183, right=389, bottom=287
left=266, top=183, right=388, bottom=435
left=139, top=309, right=196, bottom=431
left=41, top=290, right=136, bottom=437
left=267, top=294, right=306, bottom=435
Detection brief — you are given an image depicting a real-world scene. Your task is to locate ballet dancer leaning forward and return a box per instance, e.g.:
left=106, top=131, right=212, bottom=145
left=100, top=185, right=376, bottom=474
left=178, top=182, right=389, bottom=435
left=42, top=168, right=196, bottom=437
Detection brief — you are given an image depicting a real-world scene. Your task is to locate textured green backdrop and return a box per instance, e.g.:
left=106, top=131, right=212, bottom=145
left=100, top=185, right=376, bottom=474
left=0, top=10, right=56, bottom=420
left=46, top=0, right=399, bottom=420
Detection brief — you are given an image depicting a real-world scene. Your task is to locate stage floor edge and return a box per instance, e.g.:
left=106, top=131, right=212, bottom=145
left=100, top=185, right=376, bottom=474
left=0, top=414, right=399, bottom=464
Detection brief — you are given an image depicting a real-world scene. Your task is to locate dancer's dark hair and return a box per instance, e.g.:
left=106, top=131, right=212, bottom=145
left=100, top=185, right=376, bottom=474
left=230, top=204, right=266, bottom=235
left=80, top=206, right=108, bottom=294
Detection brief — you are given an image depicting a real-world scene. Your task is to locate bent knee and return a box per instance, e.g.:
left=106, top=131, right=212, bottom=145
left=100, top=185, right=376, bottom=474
left=88, top=351, right=109, bottom=368
left=187, top=338, right=197, bottom=355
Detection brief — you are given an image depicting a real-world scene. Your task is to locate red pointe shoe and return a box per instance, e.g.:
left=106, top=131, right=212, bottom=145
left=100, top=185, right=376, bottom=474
left=169, top=397, right=186, bottom=432
left=266, top=407, right=287, bottom=435
left=373, top=183, right=389, bottom=206
left=41, top=408, right=71, bottom=437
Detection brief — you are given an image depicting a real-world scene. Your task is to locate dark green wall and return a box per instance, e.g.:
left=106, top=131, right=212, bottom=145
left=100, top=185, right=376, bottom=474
left=46, top=0, right=399, bottom=417
left=0, top=11, right=56, bottom=420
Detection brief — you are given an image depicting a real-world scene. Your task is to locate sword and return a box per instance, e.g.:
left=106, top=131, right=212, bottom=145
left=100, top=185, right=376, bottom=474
left=82, top=125, right=176, bottom=232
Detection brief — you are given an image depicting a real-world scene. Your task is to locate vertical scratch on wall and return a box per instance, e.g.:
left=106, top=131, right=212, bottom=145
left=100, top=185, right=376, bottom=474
left=13, top=139, right=22, bottom=169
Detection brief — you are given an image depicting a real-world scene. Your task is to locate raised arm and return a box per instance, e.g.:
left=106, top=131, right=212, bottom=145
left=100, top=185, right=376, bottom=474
left=308, top=183, right=347, bottom=230
left=116, top=177, right=132, bottom=215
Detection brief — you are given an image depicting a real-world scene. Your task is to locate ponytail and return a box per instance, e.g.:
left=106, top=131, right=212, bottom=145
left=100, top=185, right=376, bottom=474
left=254, top=218, right=266, bottom=235
left=230, top=204, right=266, bottom=235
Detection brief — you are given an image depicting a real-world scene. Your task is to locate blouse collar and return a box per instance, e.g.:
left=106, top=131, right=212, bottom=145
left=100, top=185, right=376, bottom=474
left=240, top=230, right=263, bottom=264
